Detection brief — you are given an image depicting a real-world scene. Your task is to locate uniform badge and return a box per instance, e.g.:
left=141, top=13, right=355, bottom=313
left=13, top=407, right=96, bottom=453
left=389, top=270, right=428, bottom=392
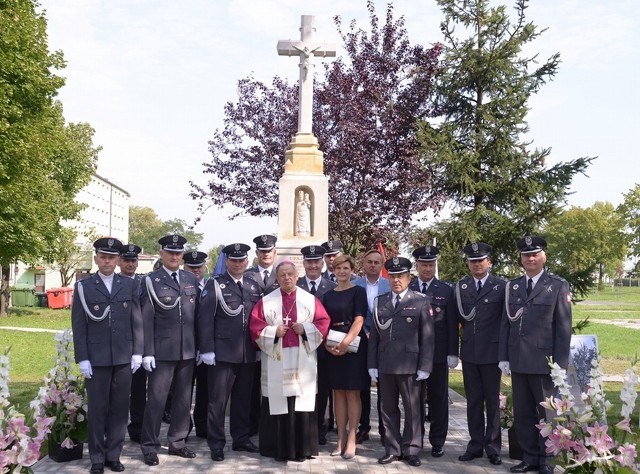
left=472, top=242, right=478, bottom=252
left=513, top=284, right=519, bottom=290
left=172, top=235, right=179, bottom=243
left=393, top=257, right=399, bottom=265
left=461, top=283, right=467, bottom=289
left=190, top=298, right=194, bottom=303
left=202, top=290, right=208, bottom=298
left=328, top=241, right=333, bottom=249
left=251, top=285, right=256, bottom=291
left=407, top=317, right=412, bottom=323
left=220, top=284, right=226, bottom=289
left=191, top=251, right=198, bottom=258
left=155, top=278, right=160, bottom=282
left=164, top=297, right=171, bottom=303
left=94, top=305, right=100, bottom=311
left=108, top=238, right=114, bottom=247
left=234, top=243, right=240, bottom=251
left=525, top=235, right=532, bottom=246
left=129, top=244, right=135, bottom=252
left=435, top=307, right=441, bottom=312
left=123, top=302, right=128, bottom=308
left=484, top=299, right=489, bottom=303
left=310, top=245, right=316, bottom=254
left=425, top=245, right=431, bottom=254
left=261, top=235, right=268, bottom=243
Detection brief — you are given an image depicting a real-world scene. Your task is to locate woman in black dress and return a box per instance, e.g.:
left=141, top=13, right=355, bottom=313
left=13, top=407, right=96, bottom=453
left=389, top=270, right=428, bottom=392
left=321, top=255, right=369, bottom=459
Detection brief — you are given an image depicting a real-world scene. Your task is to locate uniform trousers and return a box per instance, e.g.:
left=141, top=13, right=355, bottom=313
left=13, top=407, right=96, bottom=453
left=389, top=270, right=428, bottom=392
left=378, top=373, right=422, bottom=456
left=422, top=361, right=449, bottom=447
left=140, top=359, right=194, bottom=454
left=192, top=362, right=208, bottom=436
left=127, top=368, right=146, bottom=441
left=206, top=361, right=255, bottom=450
left=86, top=364, right=131, bottom=464
left=511, top=371, right=555, bottom=466
left=462, top=361, right=502, bottom=456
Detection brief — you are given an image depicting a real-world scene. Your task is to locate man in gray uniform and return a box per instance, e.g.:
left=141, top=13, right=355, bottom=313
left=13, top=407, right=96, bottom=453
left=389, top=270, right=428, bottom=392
left=198, top=243, right=262, bottom=462
left=499, top=236, right=572, bottom=474
left=245, top=234, right=279, bottom=294
left=296, top=244, right=336, bottom=445
left=140, top=234, right=199, bottom=466
left=368, top=257, right=434, bottom=467
left=72, top=238, right=143, bottom=474
left=455, top=242, right=505, bottom=466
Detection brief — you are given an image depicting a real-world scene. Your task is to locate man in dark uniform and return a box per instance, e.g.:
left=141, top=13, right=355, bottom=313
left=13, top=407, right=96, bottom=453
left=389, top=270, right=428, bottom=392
left=198, top=243, right=262, bottom=462
left=454, top=242, right=505, bottom=466
left=320, top=240, right=342, bottom=282
left=245, top=234, right=279, bottom=294
left=117, top=244, right=147, bottom=445
left=183, top=250, right=209, bottom=438
left=139, top=234, right=199, bottom=466
left=409, top=245, right=458, bottom=458
left=499, top=236, right=572, bottom=474
left=368, top=257, right=434, bottom=467
left=72, top=238, right=143, bottom=474
left=296, top=244, right=336, bottom=445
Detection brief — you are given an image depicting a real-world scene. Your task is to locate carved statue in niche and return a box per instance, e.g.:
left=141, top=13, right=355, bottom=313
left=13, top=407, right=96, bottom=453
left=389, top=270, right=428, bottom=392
left=295, top=189, right=312, bottom=236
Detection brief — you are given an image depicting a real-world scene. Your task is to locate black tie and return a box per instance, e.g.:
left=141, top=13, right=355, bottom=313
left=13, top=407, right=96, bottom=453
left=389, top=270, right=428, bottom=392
left=527, top=278, right=533, bottom=296
left=477, top=280, right=482, bottom=293
left=394, top=294, right=401, bottom=308
left=330, top=273, right=336, bottom=282
left=171, top=272, right=178, bottom=285
left=309, top=281, right=317, bottom=295
left=237, top=281, right=243, bottom=293
left=263, top=270, right=269, bottom=286
left=421, top=282, right=428, bottom=294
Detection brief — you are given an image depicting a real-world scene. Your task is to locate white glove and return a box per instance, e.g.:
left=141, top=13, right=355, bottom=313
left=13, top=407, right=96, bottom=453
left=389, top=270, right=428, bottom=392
left=499, top=361, right=511, bottom=376
left=416, top=370, right=430, bottom=381
left=195, top=351, right=202, bottom=366
left=200, top=352, right=216, bottom=366
left=131, top=354, right=142, bottom=373
left=447, top=356, right=459, bottom=369
left=368, top=368, right=378, bottom=383
left=78, top=360, right=92, bottom=379
left=142, top=356, right=156, bottom=372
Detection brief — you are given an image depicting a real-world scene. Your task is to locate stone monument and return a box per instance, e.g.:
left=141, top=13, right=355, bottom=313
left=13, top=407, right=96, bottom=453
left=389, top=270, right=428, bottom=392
left=275, top=15, right=336, bottom=269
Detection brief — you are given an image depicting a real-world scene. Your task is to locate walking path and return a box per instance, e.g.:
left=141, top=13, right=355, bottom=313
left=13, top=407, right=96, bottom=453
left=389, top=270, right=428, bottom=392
left=32, top=389, right=520, bottom=473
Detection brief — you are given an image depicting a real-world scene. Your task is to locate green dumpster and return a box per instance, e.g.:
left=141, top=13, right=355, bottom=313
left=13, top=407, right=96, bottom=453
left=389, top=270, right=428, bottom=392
left=11, top=284, right=37, bottom=307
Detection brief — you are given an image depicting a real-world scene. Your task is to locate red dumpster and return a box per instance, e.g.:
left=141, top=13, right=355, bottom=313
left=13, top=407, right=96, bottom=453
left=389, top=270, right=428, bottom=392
left=47, top=287, right=73, bottom=309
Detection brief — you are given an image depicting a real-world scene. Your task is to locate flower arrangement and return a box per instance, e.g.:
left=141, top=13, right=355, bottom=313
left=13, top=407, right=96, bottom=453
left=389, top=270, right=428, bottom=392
left=537, top=356, right=639, bottom=473
left=500, top=391, right=514, bottom=429
left=0, top=348, right=54, bottom=473
left=31, top=330, right=88, bottom=449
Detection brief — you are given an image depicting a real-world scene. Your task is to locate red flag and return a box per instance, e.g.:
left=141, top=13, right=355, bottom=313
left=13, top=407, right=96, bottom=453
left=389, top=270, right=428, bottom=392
left=377, top=242, right=388, bottom=278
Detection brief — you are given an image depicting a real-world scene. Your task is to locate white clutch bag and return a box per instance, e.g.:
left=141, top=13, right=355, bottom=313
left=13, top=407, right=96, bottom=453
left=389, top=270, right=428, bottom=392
left=326, top=329, right=361, bottom=353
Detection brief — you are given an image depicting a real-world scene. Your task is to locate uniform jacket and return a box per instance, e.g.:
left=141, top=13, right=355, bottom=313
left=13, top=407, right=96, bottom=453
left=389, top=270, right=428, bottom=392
left=454, top=274, right=506, bottom=364
left=368, top=290, right=434, bottom=375
left=197, top=272, right=262, bottom=363
left=353, top=276, right=391, bottom=332
left=141, top=268, right=198, bottom=361
left=72, top=273, right=143, bottom=366
left=499, top=271, right=572, bottom=373
left=409, top=278, right=458, bottom=363
left=245, top=266, right=279, bottom=295
left=296, top=276, right=336, bottom=299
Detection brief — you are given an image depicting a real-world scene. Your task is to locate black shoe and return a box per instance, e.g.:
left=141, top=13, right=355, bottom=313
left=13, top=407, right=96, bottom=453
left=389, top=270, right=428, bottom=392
left=405, top=455, right=421, bottom=466
left=211, top=449, right=224, bottom=462
left=459, top=451, right=482, bottom=462
left=539, top=465, right=554, bottom=474
left=143, top=453, right=159, bottom=466
left=232, top=440, right=259, bottom=453
left=292, top=456, right=306, bottom=462
left=168, top=446, right=196, bottom=458
left=318, top=434, right=327, bottom=445
left=274, top=456, right=288, bottom=462
left=355, top=431, right=370, bottom=444
left=510, top=461, right=540, bottom=473
left=104, top=460, right=125, bottom=472
left=378, top=454, right=401, bottom=464
left=90, top=464, right=104, bottom=474
left=488, top=454, right=502, bottom=465
left=431, top=445, right=444, bottom=457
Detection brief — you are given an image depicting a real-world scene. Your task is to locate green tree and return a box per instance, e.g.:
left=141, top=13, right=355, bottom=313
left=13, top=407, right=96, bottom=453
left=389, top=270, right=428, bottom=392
left=411, top=0, right=594, bottom=282
left=45, top=226, right=96, bottom=286
left=617, top=183, right=640, bottom=260
left=0, top=0, right=99, bottom=265
left=128, top=206, right=204, bottom=254
left=543, top=202, right=627, bottom=293
left=206, top=244, right=225, bottom=274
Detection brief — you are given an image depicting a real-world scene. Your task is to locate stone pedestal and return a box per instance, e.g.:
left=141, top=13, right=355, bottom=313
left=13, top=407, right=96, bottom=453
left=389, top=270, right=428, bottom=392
left=277, top=133, right=328, bottom=274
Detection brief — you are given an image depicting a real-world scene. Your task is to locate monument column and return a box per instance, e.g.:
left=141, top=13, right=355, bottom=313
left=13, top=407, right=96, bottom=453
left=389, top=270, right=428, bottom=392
left=275, top=15, right=336, bottom=269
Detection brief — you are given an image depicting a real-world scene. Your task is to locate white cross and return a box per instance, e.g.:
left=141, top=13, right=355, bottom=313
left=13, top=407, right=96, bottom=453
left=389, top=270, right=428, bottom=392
left=277, top=15, right=336, bottom=134
left=282, top=315, right=292, bottom=325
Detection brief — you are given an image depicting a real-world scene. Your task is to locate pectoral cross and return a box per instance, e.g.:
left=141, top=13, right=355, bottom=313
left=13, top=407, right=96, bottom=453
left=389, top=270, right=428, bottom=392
left=277, top=15, right=336, bottom=134
left=282, top=315, right=292, bottom=325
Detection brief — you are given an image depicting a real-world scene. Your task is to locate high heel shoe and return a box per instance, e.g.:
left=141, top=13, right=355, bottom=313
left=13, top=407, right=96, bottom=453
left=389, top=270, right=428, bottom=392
left=342, top=450, right=356, bottom=459
left=330, top=448, right=342, bottom=456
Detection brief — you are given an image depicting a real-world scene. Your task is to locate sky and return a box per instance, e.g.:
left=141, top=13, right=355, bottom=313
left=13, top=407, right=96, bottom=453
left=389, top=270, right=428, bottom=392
left=40, top=0, right=640, bottom=253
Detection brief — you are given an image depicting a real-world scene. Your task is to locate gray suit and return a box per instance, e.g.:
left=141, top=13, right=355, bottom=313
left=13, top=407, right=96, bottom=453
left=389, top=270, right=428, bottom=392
left=245, top=266, right=279, bottom=295
left=72, top=273, right=143, bottom=465
left=368, top=290, right=434, bottom=457
left=455, top=274, right=506, bottom=457
left=197, top=272, right=261, bottom=450
left=140, top=268, right=198, bottom=455
left=499, top=271, right=572, bottom=466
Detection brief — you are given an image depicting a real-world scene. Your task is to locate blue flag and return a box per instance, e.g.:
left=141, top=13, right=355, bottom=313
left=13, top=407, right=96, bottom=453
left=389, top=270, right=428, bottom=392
left=212, top=251, right=227, bottom=276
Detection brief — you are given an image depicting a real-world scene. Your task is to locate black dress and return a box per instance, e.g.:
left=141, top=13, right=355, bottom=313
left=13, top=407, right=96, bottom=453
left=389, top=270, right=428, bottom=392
left=321, top=285, right=370, bottom=390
